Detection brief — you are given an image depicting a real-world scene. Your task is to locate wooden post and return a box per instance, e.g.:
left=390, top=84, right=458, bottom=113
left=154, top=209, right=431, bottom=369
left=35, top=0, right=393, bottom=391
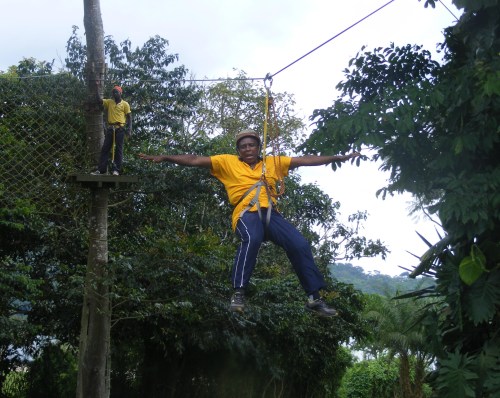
left=77, top=1, right=110, bottom=397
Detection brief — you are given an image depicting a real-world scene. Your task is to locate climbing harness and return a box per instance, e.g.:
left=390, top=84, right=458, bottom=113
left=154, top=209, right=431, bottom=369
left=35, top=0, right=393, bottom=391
left=237, top=179, right=274, bottom=226
left=237, top=74, right=285, bottom=226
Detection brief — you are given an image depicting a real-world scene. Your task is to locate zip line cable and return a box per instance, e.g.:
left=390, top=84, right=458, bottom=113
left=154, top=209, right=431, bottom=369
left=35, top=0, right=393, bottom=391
left=118, top=0, right=455, bottom=86
left=23, top=1, right=457, bottom=88
left=437, top=0, right=459, bottom=21
left=183, top=0, right=458, bottom=84
left=183, top=0, right=397, bottom=84
left=268, top=0, right=395, bottom=79
left=183, top=77, right=264, bottom=83
left=258, top=0, right=394, bottom=189
left=29, top=1, right=398, bottom=86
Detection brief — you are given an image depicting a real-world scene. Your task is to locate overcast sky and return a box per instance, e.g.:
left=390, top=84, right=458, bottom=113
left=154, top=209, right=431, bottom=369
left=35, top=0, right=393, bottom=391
left=0, top=0, right=461, bottom=275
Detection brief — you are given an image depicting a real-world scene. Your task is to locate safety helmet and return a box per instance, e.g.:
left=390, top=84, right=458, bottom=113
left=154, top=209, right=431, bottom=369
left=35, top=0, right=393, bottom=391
left=235, top=129, right=260, bottom=146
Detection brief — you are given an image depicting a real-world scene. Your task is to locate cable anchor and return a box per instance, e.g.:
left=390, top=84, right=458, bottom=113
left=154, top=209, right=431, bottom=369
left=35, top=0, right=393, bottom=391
left=264, top=73, right=273, bottom=90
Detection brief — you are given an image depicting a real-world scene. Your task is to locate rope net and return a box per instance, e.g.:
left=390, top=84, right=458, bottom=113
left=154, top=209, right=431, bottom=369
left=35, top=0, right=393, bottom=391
left=0, top=74, right=88, bottom=216
left=0, top=71, right=289, bottom=219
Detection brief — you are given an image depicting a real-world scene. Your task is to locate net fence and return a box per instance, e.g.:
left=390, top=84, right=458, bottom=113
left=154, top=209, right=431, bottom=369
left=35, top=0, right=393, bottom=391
left=0, top=74, right=90, bottom=217
left=0, top=71, right=288, bottom=220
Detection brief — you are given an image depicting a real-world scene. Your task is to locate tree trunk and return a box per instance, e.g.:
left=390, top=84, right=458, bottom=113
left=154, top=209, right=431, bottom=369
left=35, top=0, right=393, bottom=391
left=77, top=1, right=110, bottom=398
left=399, top=352, right=413, bottom=398
left=413, top=357, right=426, bottom=398
left=77, top=188, right=110, bottom=398
left=83, top=0, right=105, bottom=166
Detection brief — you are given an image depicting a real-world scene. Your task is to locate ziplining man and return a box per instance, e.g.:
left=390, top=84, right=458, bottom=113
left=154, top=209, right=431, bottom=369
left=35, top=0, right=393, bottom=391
left=138, top=129, right=360, bottom=317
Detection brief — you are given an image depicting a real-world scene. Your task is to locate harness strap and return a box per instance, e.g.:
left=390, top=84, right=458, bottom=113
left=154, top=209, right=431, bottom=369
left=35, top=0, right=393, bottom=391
left=235, top=180, right=262, bottom=207
left=237, top=179, right=273, bottom=226
left=111, top=128, right=116, bottom=162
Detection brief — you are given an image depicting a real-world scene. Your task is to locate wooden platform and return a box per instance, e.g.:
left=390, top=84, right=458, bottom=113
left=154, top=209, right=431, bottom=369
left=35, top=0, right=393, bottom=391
left=66, top=173, right=139, bottom=189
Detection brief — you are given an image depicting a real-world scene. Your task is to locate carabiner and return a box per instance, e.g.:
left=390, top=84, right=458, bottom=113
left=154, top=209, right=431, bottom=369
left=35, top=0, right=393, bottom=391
left=264, top=73, right=273, bottom=90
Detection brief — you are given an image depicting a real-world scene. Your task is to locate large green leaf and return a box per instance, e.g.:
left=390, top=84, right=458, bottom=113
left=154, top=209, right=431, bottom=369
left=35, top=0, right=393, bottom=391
left=478, top=342, right=500, bottom=396
left=437, top=350, right=478, bottom=398
left=459, top=245, right=487, bottom=285
left=410, top=234, right=452, bottom=277
left=464, top=270, right=500, bottom=325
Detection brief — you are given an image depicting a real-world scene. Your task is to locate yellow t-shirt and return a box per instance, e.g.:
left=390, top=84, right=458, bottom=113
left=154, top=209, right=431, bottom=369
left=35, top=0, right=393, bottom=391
left=103, top=99, right=131, bottom=126
left=210, top=154, right=292, bottom=230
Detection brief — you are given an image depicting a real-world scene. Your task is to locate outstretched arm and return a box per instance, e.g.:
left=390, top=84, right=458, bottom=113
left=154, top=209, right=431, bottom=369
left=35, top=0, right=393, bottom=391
left=138, top=153, right=212, bottom=168
left=289, top=152, right=360, bottom=170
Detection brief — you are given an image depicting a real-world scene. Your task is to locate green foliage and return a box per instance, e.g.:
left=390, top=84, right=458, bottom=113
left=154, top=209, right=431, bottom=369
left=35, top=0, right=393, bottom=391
left=0, top=65, right=87, bottom=215
left=356, top=294, right=435, bottom=398
left=339, top=355, right=434, bottom=398
left=1, top=369, right=28, bottom=398
left=65, top=27, right=201, bottom=168
left=300, top=1, right=500, bottom=396
left=184, top=70, right=306, bottom=153
left=330, top=263, right=434, bottom=295
left=435, top=342, right=500, bottom=397
left=463, top=271, right=500, bottom=325
left=437, top=350, right=478, bottom=398
left=25, top=343, right=78, bottom=398
left=338, top=356, right=400, bottom=398
left=0, top=255, right=42, bottom=387
left=0, top=26, right=397, bottom=397
left=459, top=245, right=487, bottom=285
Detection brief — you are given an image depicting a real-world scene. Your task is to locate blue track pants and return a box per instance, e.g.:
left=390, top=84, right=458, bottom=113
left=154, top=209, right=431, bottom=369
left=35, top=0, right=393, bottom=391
left=232, top=210, right=326, bottom=295
left=98, top=127, right=125, bottom=173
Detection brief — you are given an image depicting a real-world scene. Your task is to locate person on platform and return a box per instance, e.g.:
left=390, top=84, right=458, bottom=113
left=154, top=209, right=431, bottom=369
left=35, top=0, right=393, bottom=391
left=92, top=85, right=132, bottom=176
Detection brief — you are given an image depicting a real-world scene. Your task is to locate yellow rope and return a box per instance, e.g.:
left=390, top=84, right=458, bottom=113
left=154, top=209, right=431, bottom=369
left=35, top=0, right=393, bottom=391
left=261, top=91, right=269, bottom=177
left=111, top=127, right=116, bottom=163
left=262, top=79, right=285, bottom=198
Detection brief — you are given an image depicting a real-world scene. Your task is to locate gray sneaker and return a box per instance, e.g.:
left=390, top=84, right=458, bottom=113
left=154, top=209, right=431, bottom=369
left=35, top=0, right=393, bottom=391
left=230, top=291, right=245, bottom=313
left=305, top=298, right=338, bottom=317
left=90, top=170, right=105, bottom=175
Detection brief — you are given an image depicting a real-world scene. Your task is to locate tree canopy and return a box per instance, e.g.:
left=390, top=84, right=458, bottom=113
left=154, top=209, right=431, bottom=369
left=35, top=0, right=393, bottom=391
left=300, top=0, right=500, bottom=396
left=0, top=27, right=389, bottom=396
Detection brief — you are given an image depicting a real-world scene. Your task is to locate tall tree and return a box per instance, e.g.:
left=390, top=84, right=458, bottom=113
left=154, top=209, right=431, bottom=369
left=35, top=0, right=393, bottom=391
left=77, top=1, right=110, bottom=397
left=362, top=294, right=434, bottom=398
left=300, top=0, right=500, bottom=396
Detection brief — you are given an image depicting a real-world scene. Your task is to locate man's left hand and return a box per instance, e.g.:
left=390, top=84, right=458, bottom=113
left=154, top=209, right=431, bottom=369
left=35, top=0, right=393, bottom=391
left=344, top=152, right=360, bottom=160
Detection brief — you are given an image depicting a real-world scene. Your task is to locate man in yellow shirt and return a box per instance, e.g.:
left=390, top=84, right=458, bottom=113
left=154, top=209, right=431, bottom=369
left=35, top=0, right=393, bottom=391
left=92, top=85, right=132, bottom=176
left=139, top=129, right=360, bottom=317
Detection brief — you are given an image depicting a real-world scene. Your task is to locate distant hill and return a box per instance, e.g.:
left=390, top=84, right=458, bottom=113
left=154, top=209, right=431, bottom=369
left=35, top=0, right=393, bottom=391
left=329, top=263, right=435, bottom=296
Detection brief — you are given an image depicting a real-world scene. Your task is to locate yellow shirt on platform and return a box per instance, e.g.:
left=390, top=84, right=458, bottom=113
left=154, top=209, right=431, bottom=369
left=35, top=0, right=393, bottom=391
left=103, top=98, right=131, bottom=126
left=210, top=154, right=292, bottom=230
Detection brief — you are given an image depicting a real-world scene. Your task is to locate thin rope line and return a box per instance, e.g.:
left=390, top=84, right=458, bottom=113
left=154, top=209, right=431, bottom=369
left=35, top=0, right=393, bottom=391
left=183, top=77, right=265, bottom=83
left=437, top=0, right=459, bottom=21
left=6, top=74, right=264, bottom=84
left=269, top=0, right=396, bottom=79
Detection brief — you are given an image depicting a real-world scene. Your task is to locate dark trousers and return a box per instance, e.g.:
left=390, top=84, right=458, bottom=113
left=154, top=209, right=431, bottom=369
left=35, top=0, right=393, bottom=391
left=97, top=127, right=125, bottom=173
left=232, top=210, right=327, bottom=296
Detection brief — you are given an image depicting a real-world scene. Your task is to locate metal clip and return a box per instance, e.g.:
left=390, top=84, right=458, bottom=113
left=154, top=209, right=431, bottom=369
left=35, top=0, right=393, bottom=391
left=264, top=73, right=273, bottom=90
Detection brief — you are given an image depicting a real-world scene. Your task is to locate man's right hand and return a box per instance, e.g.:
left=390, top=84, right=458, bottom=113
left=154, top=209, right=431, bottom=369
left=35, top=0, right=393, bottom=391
left=138, top=153, right=162, bottom=163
